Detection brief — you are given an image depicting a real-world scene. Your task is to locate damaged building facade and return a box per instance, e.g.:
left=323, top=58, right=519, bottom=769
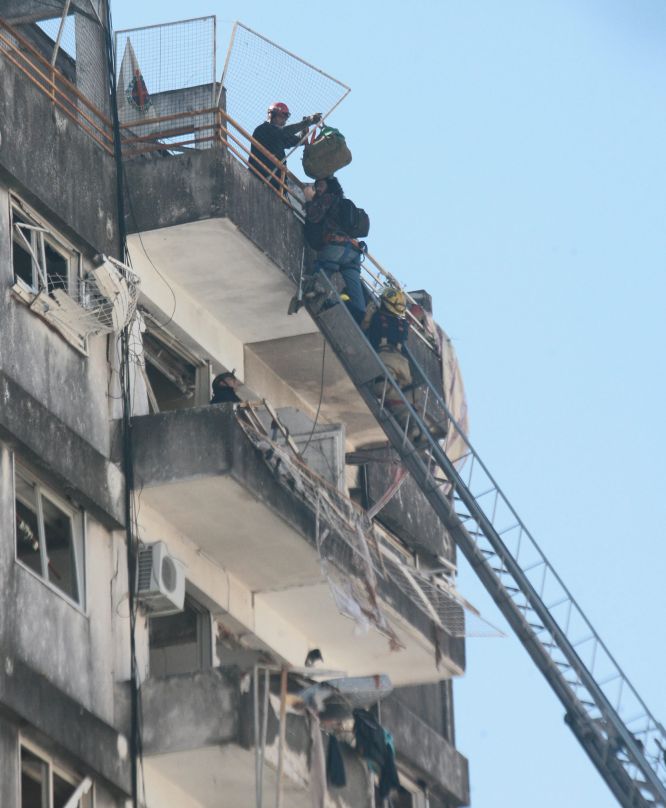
left=0, top=3, right=472, bottom=806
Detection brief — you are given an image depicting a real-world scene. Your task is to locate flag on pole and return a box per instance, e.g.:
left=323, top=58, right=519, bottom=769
left=117, top=39, right=154, bottom=120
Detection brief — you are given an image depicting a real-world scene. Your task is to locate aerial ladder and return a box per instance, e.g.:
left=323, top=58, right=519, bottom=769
left=302, top=273, right=666, bottom=808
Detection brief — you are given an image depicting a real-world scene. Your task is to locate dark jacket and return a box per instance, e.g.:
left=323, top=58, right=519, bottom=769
left=210, top=387, right=240, bottom=404
left=366, top=309, right=409, bottom=354
left=249, top=121, right=305, bottom=182
left=305, top=192, right=349, bottom=246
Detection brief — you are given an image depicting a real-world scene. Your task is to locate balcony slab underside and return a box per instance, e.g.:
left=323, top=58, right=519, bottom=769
left=131, top=407, right=464, bottom=685
left=128, top=217, right=385, bottom=447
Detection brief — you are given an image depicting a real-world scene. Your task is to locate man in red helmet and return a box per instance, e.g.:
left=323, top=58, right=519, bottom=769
left=249, top=102, right=321, bottom=192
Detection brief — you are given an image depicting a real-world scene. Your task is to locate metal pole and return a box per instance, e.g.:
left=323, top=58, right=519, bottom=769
left=274, top=667, right=288, bottom=808
left=50, top=0, right=73, bottom=67
left=258, top=667, right=269, bottom=808
left=211, top=15, right=217, bottom=110
left=253, top=666, right=260, bottom=808
left=62, top=777, right=92, bottom=808
left=217, top=21, right=238, bottom=108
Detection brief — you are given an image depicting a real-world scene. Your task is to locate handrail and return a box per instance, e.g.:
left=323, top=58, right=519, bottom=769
left=0, top=14, right=433, bottom=344
left=0, top=18, right=114, bottom=154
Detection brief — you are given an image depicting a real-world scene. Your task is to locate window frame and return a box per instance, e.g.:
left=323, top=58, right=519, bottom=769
left=13, top=457, right=87, bottom=612
left=148, top=592, right=213, bottom=677
left=10, top=197, right=81, bottom=298
left=19, top=737, right=94, bottom=808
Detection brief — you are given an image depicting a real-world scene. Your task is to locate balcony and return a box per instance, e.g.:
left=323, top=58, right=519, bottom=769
left=123, top=666, right=469, bottom=808
left=130, top=404, right=465, bottom=686
left=125, top=150, right=396, bottom=449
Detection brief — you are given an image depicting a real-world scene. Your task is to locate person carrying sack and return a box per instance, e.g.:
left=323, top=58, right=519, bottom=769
left=249, top=102, right=321, bottom=193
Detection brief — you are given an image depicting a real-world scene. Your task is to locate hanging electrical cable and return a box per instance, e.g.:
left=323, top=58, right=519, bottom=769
left=102, top=2, right=141, bottom=806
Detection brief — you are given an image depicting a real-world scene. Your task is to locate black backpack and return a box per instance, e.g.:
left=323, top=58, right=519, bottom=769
left=336, top=198, right=370, bottom=238
left=304, top=218, right=326, bottom=250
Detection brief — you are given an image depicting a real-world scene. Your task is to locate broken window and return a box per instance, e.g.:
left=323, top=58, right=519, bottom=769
left=20, top=742, right=93, bottom=808
left=14, top=464, right=85, bottom=608
left=11, top=203, right=79, bottom=297
left=142, top=311, right=210, bottom=412
left=149, top=593, right=212, bottom=677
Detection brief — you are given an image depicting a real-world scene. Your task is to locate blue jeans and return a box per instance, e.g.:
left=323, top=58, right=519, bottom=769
left=315, top=243, right=366, bottom=323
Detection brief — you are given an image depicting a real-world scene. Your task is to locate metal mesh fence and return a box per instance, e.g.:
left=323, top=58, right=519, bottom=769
left=114, top=16, right=217, bottom=151
left=37, top=14, right=77, bottom=61
left=221, top=22, right=350, bottom=179
left=76, top=12, right=110, bottom=115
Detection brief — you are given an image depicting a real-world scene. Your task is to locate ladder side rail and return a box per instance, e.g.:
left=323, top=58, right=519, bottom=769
left=392, top=438, right=653, bottom=808
left=565, top=714, right=657, bottom=808
left=403, top=344, right=666, bottom=760
left=420, top=431, right=665, bottom=805
left=304, top=285, right=665, bottom=806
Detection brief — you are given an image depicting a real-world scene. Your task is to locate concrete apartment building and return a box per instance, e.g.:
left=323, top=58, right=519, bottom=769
left=0, top=3, right=472, bottom=806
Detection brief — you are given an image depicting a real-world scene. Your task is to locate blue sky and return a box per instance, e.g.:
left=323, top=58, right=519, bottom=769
left=110, top=1, right=666, bottom=805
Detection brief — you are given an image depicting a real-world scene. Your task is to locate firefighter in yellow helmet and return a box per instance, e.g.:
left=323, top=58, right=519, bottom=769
left=362, top=287, right=415, bottom=430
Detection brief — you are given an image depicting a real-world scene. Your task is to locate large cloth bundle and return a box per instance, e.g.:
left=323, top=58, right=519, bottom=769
left=302, top=127, right=352, bottom=179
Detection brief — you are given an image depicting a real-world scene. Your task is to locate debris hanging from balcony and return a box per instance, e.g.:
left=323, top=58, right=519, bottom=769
left=237, top=405, right=501, bottom=654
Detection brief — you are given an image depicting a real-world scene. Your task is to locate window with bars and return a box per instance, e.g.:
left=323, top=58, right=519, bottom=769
left=14, top=463, right=86, bottom=609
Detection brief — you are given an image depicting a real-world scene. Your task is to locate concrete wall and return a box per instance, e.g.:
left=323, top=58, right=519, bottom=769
left=0, top=187, right=118, bottom=463
left=138, top=669, right=239, bottom=754
left=0, top=445, right=131, bottom=798
left=381, top=695, right=469, bottom=807
left=123, top=146, right=305, bottom=281
left=0, top=720, right=19, bottom=808
left=392, top=681, right=455, bottom=743
left=123, top=148, right=227, bottom=233
left=365, top=454, right=454, bottom=562
left=0, top=48, right=118, bottom=255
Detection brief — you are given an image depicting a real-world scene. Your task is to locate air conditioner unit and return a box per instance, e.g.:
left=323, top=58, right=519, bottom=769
left=136, top=541, right=185, bottom=615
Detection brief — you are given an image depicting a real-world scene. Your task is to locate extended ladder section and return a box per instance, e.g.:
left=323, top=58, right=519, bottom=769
left=304, top=278, right=666, bottom=808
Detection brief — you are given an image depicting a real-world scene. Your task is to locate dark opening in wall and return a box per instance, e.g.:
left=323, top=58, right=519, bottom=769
left=149, top=594, right=212, bottom=677
left=141, top=313, right=210, bottom=412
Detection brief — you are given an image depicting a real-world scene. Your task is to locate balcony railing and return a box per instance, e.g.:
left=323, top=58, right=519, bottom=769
left=0, top=13, right=437, bottom=350
left=0, top=18, right=115, bottom=156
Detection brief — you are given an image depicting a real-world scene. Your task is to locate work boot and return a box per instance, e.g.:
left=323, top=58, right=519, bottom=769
left=287, top=295, right=303, bottom=315
left=302, top=276, right=328, bottom=299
